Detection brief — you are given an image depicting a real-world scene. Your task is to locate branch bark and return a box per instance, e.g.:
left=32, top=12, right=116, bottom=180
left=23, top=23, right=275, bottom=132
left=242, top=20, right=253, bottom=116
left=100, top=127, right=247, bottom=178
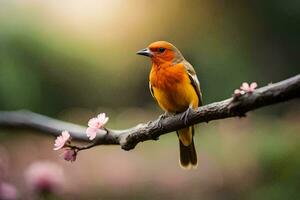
left=0, top=74, right=299, bottom=151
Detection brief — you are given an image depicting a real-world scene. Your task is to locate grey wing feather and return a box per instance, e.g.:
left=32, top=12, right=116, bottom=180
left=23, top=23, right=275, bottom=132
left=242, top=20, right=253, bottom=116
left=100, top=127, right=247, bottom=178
left=183, top=61, right=203, bottom=106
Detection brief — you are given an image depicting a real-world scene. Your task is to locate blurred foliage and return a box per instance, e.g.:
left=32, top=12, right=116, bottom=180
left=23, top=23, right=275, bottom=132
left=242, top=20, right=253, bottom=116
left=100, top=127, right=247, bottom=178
left=0, top=0, right=298, bottom=115
left=0, top=0, right=299, bottom=199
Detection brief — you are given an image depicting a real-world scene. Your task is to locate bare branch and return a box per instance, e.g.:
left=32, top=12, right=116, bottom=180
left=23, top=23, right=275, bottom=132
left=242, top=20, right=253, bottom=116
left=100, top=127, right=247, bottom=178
left=0, top=74, right=299, bottom=151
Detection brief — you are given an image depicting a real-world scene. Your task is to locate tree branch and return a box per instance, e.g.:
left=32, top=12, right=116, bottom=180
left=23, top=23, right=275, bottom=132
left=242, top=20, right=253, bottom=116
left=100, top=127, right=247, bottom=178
left=0, top=74, right=299, bottom=151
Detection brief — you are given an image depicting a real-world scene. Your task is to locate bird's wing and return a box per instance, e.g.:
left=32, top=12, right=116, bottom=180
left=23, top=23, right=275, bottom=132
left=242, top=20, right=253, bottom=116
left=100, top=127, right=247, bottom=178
left=182, top=61, right=203, bottom=106
left=149, top=81, right=156, bottom=100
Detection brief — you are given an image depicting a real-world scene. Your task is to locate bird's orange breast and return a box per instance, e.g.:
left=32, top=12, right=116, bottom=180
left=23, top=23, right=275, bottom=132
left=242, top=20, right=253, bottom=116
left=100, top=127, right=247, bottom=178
left=150, top=63, right=199, bottom=113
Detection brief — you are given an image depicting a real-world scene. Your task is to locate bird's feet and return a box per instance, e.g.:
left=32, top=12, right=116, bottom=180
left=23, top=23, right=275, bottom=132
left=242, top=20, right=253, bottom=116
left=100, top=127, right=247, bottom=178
left=180, top=107, right=193, bottom=125
left=157, top=112, right=170, bottom=129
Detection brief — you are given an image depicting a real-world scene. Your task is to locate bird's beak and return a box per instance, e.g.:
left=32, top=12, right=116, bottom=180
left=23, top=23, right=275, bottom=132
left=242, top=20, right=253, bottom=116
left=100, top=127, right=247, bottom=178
left=136, top=48, right=153, bottom=57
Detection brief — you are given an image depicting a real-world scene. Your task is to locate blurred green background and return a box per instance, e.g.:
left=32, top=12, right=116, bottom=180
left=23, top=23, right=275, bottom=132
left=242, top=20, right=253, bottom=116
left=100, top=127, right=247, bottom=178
left=0, top=0, right=299, bottom=199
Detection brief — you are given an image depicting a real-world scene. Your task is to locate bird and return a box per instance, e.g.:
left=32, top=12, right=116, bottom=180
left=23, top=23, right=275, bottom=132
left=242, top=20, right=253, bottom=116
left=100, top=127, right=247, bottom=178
left=137, top=41, right=203, bottom=169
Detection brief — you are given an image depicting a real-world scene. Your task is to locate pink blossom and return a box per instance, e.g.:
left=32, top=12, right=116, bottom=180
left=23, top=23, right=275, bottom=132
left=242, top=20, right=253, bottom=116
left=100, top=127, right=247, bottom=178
left=62, top=149, right=77, bottom=162
left=234, top=82, right=258, bottom=97
left=0, top=182, right=18, bottom=200
left=88, top=113, right=109, bottom=129
left=240, top=82, right=258, bottom=93
left=53, top=131, right=70, bottom=150
left=86, top=113, right=108, bottom=140
left=24, top=161, right=64, bottom=194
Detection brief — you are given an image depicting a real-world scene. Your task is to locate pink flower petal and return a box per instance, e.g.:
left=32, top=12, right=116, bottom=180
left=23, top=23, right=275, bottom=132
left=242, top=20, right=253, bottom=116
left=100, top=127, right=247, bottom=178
left=103, top=117, right=109, bottom=125
left=97, top=113, right=106, bottom=121
left=53, top=131, right=70, bottom=150
left=61, top=131, right=70, bottom=140
left=87, top=118, right=98, bottom=128
left=250, top=82, right=258, bottom=91
left=240, top=82, right=250, bottom=91
left=86, top=127, right=98, bottom=140
left=96, top=113, right=109, bottom=128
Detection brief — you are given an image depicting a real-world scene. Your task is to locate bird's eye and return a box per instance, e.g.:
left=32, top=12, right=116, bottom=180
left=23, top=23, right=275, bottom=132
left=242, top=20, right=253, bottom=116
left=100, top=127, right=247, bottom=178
left=158, top=47, right=166, bottom=53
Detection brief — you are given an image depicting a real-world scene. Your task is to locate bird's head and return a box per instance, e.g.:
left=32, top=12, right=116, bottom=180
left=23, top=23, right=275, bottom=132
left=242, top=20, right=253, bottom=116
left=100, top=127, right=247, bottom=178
left=137, top=41, right=184, bottom=64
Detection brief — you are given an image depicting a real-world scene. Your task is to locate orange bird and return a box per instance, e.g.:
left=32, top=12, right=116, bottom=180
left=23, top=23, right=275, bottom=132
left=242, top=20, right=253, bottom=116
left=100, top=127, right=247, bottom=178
left=137, top=41, right=203, bottom=169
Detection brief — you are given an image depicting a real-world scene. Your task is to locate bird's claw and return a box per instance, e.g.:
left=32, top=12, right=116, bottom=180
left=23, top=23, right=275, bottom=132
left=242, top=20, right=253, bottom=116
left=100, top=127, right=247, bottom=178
left=157, top=113, right=168, bottom=129
left=180, top=107, right=193, bottom=125
left=158, top=113, right=167, bottom=120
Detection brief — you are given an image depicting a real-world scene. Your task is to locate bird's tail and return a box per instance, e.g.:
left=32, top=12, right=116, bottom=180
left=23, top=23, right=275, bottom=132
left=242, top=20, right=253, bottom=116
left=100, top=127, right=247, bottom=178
left=177, top=126, right=197, bottom=169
